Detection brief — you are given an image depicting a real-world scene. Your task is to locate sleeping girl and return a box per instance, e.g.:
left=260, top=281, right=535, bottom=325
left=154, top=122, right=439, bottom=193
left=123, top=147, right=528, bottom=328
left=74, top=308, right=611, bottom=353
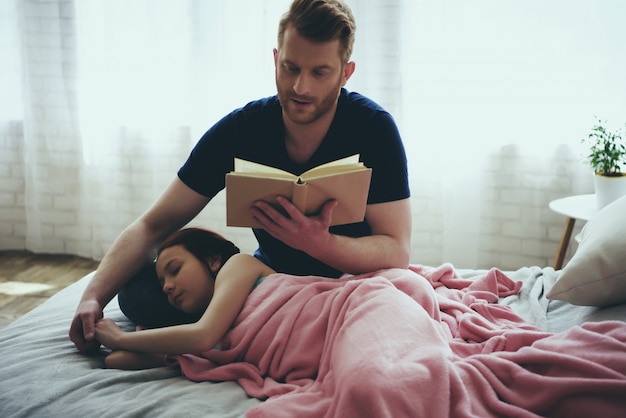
left=94, top=227, right=276, bottom=370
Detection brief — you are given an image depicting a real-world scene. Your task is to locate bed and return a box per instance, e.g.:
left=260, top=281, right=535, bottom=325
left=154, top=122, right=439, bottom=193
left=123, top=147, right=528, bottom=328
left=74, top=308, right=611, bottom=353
left=1, top=197, right=626, bottom=417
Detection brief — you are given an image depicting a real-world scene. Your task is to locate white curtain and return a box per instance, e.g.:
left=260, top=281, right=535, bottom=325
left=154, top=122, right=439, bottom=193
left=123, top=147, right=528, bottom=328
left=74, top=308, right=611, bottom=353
left=396, top=0, right=626, bottom=267
left=2, top=0, right=625, bottom=268
left=399, top=0, right=626, bottom=161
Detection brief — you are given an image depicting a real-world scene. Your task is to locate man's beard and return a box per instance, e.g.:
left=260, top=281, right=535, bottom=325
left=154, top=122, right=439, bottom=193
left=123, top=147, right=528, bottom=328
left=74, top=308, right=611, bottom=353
left=277, top=80, right=342, bottom=125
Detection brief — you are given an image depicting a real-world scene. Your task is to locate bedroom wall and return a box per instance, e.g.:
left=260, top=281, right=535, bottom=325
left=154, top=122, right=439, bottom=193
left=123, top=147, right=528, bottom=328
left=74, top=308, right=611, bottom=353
left=0, top=0, right=594, bottom=271
left=0, top=123, right=25, bottom=250
left=408, top=147, right=591, bottom=269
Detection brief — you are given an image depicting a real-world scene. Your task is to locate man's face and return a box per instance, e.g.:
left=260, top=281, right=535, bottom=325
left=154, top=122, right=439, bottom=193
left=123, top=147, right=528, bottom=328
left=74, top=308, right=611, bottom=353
left=274, top=26, right=353, bottom=126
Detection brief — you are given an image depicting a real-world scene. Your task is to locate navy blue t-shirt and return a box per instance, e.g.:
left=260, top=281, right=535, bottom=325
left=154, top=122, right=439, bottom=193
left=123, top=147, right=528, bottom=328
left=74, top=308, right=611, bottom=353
left=178, top=88, right=410, bottom=277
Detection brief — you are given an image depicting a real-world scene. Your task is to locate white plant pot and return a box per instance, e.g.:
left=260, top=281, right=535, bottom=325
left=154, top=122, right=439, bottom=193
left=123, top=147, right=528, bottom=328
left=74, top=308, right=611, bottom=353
left=594, top=173, right=626, bottom=208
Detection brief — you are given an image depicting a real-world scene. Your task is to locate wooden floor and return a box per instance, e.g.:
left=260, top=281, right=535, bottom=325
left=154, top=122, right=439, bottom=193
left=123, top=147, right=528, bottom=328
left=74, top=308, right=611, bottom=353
left=0, top=251, right=99, bottom=329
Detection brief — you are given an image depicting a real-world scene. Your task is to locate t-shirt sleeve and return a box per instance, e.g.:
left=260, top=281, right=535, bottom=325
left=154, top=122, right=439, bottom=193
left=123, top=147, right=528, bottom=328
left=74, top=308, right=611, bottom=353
left=363, top=111, right=410, bottom=204
left=177, top=98, right=282, bottom=199
left=177, top=114, right=238, bottom=198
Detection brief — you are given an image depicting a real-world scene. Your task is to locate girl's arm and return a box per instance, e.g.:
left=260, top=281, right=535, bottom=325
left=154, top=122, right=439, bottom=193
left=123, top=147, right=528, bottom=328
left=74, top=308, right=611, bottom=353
left=95, top=254, right=275, bottom=355
left=104, top=350, right=166, bottom=370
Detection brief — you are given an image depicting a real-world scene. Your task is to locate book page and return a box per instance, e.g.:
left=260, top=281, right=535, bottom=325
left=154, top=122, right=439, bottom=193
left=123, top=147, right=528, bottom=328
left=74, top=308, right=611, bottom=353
left=233, top=158, right=295, bottom=180
left=301, top=154, right=364, bottom=180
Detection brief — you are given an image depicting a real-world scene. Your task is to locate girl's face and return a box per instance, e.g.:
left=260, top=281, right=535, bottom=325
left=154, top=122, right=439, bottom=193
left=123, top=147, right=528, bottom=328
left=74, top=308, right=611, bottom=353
left=155, top=245, right=216, bottom=314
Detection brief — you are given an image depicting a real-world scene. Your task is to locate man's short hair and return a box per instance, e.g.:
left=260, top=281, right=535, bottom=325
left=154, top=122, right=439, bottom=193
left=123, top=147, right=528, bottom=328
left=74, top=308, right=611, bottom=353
left=278, top=0, right=356, bottom=63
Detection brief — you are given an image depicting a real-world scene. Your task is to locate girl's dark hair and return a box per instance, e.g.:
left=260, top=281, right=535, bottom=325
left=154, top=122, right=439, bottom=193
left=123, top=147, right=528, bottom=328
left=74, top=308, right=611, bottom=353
left=158, top=227, right=240, bottom=269
left=278, top=0, right=356, bottom=63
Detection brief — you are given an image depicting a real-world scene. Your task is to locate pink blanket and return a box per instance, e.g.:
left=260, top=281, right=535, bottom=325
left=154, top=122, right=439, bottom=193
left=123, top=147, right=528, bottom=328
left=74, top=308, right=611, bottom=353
left=171, top=265, right=626, bottom=417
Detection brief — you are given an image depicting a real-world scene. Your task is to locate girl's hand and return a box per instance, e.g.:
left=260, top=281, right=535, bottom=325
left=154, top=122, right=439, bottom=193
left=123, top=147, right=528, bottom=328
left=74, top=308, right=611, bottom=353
left=94, top=318, right=125, bottom=350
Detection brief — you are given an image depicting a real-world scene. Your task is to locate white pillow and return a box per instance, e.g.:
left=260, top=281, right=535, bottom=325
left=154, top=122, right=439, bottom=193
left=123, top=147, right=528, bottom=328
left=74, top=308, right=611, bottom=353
left=546, top=195, right=626, bottom=307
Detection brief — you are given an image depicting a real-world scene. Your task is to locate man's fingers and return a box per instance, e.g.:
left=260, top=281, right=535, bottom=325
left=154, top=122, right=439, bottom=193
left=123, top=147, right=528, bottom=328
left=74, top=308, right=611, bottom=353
left=251, top=199, right=290, bottom=226
left=274, top=196, right=305, bottom=220
left=82, top=312, right=96, bottom=341
left=69, top=318, right=101, bottom=353
left=320, top=200, right=338, bottom=223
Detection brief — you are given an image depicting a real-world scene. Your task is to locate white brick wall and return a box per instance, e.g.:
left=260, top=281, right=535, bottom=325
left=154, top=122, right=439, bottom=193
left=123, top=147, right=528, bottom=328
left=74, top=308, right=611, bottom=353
left=1, top=0, right=597, bottom=272
left=405, top=145, right=592, bottom=270
left=0, top=120, right=26, bottom=249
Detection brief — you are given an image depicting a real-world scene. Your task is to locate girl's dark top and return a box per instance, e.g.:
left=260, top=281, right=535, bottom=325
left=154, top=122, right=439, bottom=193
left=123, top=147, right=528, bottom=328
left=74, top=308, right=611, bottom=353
left=178, top=88, right=410, bottom=277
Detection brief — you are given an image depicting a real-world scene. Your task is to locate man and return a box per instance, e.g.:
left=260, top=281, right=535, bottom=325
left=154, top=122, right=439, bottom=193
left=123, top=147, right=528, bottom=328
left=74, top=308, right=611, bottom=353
left=70, top=0, right=411, bottom=353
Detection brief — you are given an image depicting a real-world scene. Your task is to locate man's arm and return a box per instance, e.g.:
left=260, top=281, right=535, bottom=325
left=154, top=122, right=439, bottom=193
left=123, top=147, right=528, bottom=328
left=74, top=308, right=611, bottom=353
left=252, top=197, right=412, bottom=274
left=69, top=177, right=211, bottom=352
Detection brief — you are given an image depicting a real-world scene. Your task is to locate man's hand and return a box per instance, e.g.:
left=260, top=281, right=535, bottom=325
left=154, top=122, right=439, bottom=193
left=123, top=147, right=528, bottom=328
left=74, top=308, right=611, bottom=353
left=253, top=197, right=412, bottom=275
left=69, top=299, right=103, bottom=353
left=94, top=318, right=125, bottom=350
left=251, top=196, right=337, bottom=254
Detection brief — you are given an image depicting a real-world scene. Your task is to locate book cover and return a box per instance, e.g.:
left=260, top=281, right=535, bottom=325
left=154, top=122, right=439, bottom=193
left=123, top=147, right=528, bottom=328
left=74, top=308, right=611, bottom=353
left=226, top=154, right=372, bottom=228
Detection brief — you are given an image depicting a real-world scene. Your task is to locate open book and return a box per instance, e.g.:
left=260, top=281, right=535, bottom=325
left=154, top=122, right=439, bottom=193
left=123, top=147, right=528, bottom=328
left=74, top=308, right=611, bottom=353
left=226, top=154, right=372, bottom=228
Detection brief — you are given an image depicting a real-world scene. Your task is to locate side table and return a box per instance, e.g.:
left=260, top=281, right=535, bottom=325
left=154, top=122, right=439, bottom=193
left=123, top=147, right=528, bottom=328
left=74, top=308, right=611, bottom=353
left=548, top=194, right=598, bottom=270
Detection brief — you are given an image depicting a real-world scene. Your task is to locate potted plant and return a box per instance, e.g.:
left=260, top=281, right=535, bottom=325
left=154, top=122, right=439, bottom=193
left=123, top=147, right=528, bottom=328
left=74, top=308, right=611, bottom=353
left=582, top=117, right=626, bottom=208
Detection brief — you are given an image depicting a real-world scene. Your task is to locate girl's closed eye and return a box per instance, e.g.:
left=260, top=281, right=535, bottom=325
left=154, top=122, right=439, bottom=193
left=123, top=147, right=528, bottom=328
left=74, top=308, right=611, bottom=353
left=170, top=263, right=181, bottom=276
left=157, top=260, right=181, bottom=287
